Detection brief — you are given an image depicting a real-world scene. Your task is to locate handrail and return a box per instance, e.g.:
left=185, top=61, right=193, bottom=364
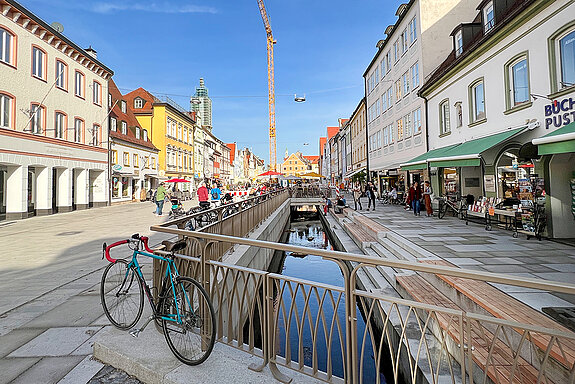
left=149, top=225, right=575, bottom=295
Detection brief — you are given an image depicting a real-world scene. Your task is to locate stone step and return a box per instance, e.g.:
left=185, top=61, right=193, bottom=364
left=342, top=220, right=375, bottom=251
left=374, top=236, right=417, bottom=262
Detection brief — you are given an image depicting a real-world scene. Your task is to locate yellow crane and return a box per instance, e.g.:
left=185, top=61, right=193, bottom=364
left=257, top=0, right=277, bottom=171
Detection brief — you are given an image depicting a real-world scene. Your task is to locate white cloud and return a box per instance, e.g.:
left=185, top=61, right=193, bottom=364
left=90, top=2, right=217, bottom=14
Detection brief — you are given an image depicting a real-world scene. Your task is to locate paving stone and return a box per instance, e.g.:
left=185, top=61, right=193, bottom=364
left=0, top=357, right=40, bottom=384
left=0, top=328, right=44, bottom=358
left=479, top=257, right=523, bottom=265
left=443, top=258, right=484, bottom=266
left=551, top=292, right=575, bottom=305
left=9, top=326, right=102, bottom=357
left=23, top=295, right=103, bottom=328
left=543, top=263, right=575, bottom=273
left=10, top=355, right=84, bottom=384
left=58, top=355, right=105, bottom=384
left=522, top=264, right=558, bottom=273
left=510, top=293, right=574, bottom=312
left=479, top=264, right=533, bottom=274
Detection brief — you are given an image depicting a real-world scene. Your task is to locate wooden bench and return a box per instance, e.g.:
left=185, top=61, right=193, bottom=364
left=421, top=259, right=575, bottom=369
left=343, top=221, right=374, bottom=247
left=397, top=274, right=554, bottom=384
left=353, top=214, right=389, bottom=238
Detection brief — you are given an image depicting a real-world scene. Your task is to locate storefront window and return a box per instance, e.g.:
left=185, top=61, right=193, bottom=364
left=442, top=168, right=459, bottom=197
left=112, top=177, right=120, bottom=198
left=122, top=177, right=129, bottom=197
left=496, top=149, right=534, bottom=199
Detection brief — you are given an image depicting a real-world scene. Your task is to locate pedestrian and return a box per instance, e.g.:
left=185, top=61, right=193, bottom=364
left=353, top=182, right=363, bottom=211
left=197, top=182, right=210, bottom=209
left=408, top=181, right=422, bottom=216
left=366, top=181, right=377, bottom=211
left=423, top=181, right=433, bottom=216
left=210, top=183, right=222, bottom=206
left=154, top=182, right=167, bottom=216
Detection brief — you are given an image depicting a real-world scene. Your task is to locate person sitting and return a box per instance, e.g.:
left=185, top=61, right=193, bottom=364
left=222, top=192, right=234, bottom=204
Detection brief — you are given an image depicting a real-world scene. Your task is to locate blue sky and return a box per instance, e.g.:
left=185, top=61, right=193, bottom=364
left=19, top=0, right=404, bottom=162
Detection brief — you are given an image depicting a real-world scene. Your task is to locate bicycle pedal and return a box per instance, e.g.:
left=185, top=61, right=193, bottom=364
left=129, top=328, right=142, bottom=338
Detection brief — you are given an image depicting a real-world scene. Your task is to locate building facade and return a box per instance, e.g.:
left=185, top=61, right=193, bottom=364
left=0, top=0, right=113, bottom=220
left=108, top=80, right=158, bottom=203
left=417, top=0, right=575, bottom=238
left=191, top=78, right=212, bottom=129
left=350, top=98, right=367, bottom=182
left=364, top=0, right=477, bottom=193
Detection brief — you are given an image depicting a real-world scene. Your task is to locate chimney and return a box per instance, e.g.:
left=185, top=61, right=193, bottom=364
left=85, top=46, right=97, bottom=59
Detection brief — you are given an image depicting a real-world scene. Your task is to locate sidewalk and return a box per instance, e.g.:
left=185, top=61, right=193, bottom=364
left=347, top=193, right=575, bottom=310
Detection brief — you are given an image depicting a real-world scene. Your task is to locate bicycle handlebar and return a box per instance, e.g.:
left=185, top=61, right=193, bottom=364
left=103, top=234, right=154, bottom=263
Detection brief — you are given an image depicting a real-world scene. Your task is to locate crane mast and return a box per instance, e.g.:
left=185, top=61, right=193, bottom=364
left=257, top=0, right=277, bottom=171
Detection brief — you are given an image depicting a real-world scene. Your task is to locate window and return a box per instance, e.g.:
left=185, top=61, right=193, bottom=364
left=388, top=123, right=394, bottom=143
left=0, top=93, right=13, bottom=128
left=396, top=118, right=403, bottom=141
left=92, top=124, right=100, bottom=146
left=30, top=104, right=44, bottom=134
left=74, top=71, right=84, bottom=98
left=393, top=40, right=399, bottom=62
left=470, top=80, right=486, bottom=122
left=455, top=103, right=463, bottom=128
left=108, top=93, right=112, bottom=108
left=380, top=59, right=386, bottom=78
left=413, top=108, right=422, bottom=133
left=133, top=154, right=139, bottom=168
left=374, top=68, right=379, bottom=85
left=440, top=100, right=451, bottom=135
left=455, top=30, right=463, bottom=57
left=134, top=98, right=143, bottom=108
left=0, top=27, right=15, bottom=65
left=402, top=71, right=410, bottom=95
left=408, top=16, right=417, bottom=44
left=382, top=92, right=388, bottom=112
left=386, top=87, right=393, bottom=107
left=121, top=121, right=127, bottom=135
left=135, top=127, right=140, bottom=139
left=55, top=60, right=67, bottom=90
left=404, top=113, right=412, bottom=137
left=483, top=1, right=494, bottom=32
left=121, top=101, right=126, bottom=113
left=93, top=81, right=102, bottom=105
left=110, top=117, right=117, bottom=131
left=410, top=62, right=420, bottom=89
left=559, top=29, right=575, bottom=89
left=383, top=126, right=389, bottom=146
left=507, top=56, right=529, bottom=107
left=143, top=129, right=148, bottom=141
left=111, top=150, right=118, bottom=164
left=55, top=112, right=66, bottom=139
left=32, top=46, right=46, bottom=80
left=74, top=118, right=83, bottom=143
left=123, top=152, right=130, bottom=166
left=394, top=80, right=402, bottom=102
left=401, top=29, right=408, bottom=54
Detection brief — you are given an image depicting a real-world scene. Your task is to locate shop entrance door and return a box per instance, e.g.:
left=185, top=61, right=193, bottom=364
left=51, top=168, right=58, bottom=214
left=0, top=167, right=6, bottom=220
left=71, top=170, right=76, bottom=211
left=27, top=168, right=36, bottom=217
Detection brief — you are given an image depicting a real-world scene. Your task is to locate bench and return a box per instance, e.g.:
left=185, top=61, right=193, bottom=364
left=343, top=221, right=374, bottom=247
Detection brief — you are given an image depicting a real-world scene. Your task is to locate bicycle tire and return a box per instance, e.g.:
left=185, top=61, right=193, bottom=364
left=100, top=259, right=144, bottom=330
left=161, top=276, right=216, bottom=365
left=438, top=201, right=447, bottom=219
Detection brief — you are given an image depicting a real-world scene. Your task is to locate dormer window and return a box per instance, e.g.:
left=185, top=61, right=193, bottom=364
left=455, top=30, right=463, bottom=57
left=135, top=127, right=140, bottom=139
left=134, top=98, right=143, bottom=109
left=143, top=129, right=148, bottom=141
left=483, top=1, right=494, bottom=32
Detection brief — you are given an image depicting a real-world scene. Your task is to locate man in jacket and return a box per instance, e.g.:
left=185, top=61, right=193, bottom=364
left=155, top=183, right=167, bottom=216
left=197, top=182, right=210, bottom=209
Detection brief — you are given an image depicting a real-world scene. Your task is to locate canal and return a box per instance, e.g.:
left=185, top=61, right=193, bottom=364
left=268, top=206, right=390, bottom=383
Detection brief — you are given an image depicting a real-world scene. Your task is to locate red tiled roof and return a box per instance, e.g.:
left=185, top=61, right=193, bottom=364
left=109, top=80, right=157, bottom=150
left=319, top=137, right=327, bottom=155
left=124, top=87, right=158, bottom=114
left=304, top=155, right=319, bottom=164
left=338, top=118, right=349, bottom=128
left=226, top=143, right=236, bottom=163
left=327, top=127, right=339, bottom=139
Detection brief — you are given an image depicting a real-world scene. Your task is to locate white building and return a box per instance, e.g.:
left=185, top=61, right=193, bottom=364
left=417, top=0, right=575, bottom=238
left=109, top=80, right=158, bottom=203
left=193, top=121, right=205, bottom=183
left=364, top=0, right=477, bottom=193
left=0, top=0, right=113, bottom=220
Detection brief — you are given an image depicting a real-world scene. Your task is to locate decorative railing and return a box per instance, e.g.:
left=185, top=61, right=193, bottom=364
left=288, top=185, right=330, bottom=198
left=149, top=225, right=575, bottom=384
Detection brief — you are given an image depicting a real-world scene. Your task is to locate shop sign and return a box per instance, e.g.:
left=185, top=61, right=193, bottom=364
left=484, top=175, right=496, bottom=193
left=112, top=164, right=122, bottom=172
left=544, top=96, right=575, bottom=129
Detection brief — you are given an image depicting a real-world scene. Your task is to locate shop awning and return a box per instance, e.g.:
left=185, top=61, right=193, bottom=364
left=532, top=122, right=575, bottom=155
left=400, top=143, right=461, bottom=170
left=428, top=127, right=526, bottom=168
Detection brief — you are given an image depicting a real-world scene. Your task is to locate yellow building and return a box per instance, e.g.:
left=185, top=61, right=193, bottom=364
left=281, top=152, right=310, bottom=177
left=125, top=89, right=196, bottom=186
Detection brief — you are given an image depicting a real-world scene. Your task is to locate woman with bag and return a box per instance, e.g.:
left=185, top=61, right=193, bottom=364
left=352, top=182, right=362, bottom=211
left=423, top=181, right=433, bottom=216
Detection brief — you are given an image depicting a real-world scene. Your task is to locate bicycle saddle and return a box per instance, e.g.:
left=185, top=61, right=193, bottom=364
left=161, top=239, right=187, bottom=253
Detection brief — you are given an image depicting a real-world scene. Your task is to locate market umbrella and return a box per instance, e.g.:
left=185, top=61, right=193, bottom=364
left=257, top=171, right=283, bottom=177
left=300, top=172, right=325, bottom=178
left=165, top=178, right=191, bottom=183
left=285, top=175, right=302, bottom=180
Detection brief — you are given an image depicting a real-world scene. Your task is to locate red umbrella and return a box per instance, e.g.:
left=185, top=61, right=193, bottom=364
left=165, top=178, right=190, bottom=182
left=257, top=171, right=283, bottom=177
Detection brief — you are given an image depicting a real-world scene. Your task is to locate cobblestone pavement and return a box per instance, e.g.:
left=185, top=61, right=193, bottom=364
left=0, top=199, right=197, bottom=384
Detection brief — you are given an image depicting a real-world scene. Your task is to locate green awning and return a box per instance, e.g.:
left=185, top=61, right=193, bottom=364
left=400, top=143, right=461, bottom=170
left=533, top=122, right=575, bottom=155
left=428, top=127, right=526, bottom=168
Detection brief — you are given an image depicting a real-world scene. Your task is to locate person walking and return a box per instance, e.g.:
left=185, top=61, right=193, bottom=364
left=352, top=182, right=363, bottom=211
left=408, top=181, right=422, bottom=216
left=154, top=182, right=167, bottom=216
left=366, top=181, right=377, bottom=211
left=197, top=182, right=210, bottom=209
left=210, top=183, right=222, bottom=206
left=423, top=181, right=434, bottom=216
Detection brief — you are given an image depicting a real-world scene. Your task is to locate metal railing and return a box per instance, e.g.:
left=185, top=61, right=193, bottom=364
left=149, top=224, right=575, bottom=384
left=288, top=185, right=330, bottom=198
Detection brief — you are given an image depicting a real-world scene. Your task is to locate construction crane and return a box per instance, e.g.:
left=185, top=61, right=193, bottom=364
left=257, top=0, right=277, bottom=171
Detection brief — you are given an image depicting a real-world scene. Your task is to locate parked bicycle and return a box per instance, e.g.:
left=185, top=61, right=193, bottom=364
left=101, top=234, right=216, bottom=365
left=436, top=195, right=468, bottom=219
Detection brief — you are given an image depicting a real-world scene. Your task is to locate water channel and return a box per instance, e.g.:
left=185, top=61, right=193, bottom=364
left=268, top=206, right=391, bottom=383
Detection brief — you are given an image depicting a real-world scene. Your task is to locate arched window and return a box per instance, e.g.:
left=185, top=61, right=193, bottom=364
left=0, top=27, right=16, bottom=66
left=0, top=93, right=14, bottom=129
left=549, top=23, right=575, bottom=93
left=439, top=99, right=450, bottom=135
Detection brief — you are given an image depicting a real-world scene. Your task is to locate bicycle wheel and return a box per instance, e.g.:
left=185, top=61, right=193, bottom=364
left=438, top=201, right=447, bottom=219
left=100, top=259, right=144, bottom=330
left=161, top=276, right=216, bottom=365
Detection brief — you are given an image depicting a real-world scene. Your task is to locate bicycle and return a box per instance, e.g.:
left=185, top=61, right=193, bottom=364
left=436, top=196, right=467, bottom=219
left=101, top=234, right=216, bottom=365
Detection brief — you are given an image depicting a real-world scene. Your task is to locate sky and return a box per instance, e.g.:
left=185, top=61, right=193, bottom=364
left=18, top=0, right=404, bottom=163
